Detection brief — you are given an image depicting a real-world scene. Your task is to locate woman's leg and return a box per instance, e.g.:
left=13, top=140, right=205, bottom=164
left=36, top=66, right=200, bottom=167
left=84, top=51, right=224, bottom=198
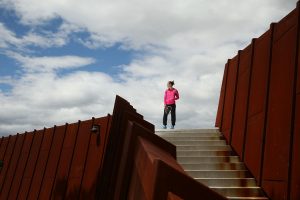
left=163, top=107, right=169, bottom=126
left=171, top=104, right=176, bottom=126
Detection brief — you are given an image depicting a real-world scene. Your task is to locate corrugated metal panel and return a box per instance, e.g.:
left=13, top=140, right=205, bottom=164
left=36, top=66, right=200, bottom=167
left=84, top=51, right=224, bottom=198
left=231, top=44, right=253, bottom=157
left=215, top=3, right=300, bottom=199
left=244, top=29, right=272, bottom=182
left=222, top=56, right=239, bottom=141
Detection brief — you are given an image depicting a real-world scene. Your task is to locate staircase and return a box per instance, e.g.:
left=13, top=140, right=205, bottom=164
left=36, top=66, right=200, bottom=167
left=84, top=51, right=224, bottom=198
left=156, top=129, right=269, bottom=200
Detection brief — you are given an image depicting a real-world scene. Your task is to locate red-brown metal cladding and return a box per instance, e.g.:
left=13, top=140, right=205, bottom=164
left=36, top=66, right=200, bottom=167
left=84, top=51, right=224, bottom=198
left=290, top=4, right=300, bottom=197
left=17, top=129, right=44, bottom=199
left=246, top=30, right=272, bottom=116
left=8, top=132, right=34, bottom=200
left=262, top=11, right=298, bottom=199
left=243, top=30, right=272, bottom=182
left=0, top=136, right=10, bottom=161
left=0, top=137, right=3, bottom=149
left=79, top=116, right=111, bottom=199
left=0, top=133, right=25, bottom=199
left=0, top=135, right=18, bottom=191
left=124, top=121, right=226, bottom=200
left=50, top=122, right=80, bottom=199
left=96, top=95, right=226, bottom=200
left=222, top=56, right=239, bottom=141
left=231, top=45, right=252, bottom=157
left=37, top=124, right=67, bottom=199
left=290, top=95, right=300, bottom=199
left=27, top=128, right=55, bottom=199
left=263, top=181, right=288, bottom=200
left=0, top=115, right=111, bottom=199
left=64, top=119, right=94, bottom=199
left=215, top=3, right=300, bottom=199
left=215, top=63, right=229, bottom=129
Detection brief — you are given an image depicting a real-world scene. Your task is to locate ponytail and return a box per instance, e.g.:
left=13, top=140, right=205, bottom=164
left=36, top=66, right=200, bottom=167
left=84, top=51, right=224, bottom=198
left=168, top=80, right=175, bottom=86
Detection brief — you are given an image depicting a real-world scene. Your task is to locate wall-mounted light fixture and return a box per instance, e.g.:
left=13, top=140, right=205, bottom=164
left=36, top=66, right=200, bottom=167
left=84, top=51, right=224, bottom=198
left=91, top=124, right=100, bottom=134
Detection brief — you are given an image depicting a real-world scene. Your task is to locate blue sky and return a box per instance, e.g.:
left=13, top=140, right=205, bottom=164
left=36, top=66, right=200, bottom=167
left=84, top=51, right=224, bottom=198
left=0, top=0, right=297, bottom=135
left=0, top=8, right=134, bottom=77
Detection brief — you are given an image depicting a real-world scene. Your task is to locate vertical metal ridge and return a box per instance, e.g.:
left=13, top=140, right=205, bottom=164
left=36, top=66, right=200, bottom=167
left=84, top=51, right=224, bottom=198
left=25, top=128, right=46, bottom=199
left=259, top=23, right=275, bottom=186
left=36, top=125, right=57, bottom=199
left=242, top=39, right=256, bottom=161
left=229, top=52, right=241, bottom=145
left=48, top=123, right=68, bottom=199
left=219, top=62, right=230, bottom=131
left=78, top=118, right=95, bottom=199
left=62, top=120, right=81, bottom=200
left=0, top=134, right=19, bottom=193
left=15, top=130, right=37, bottom=198
left=6, top=133, right=27, bottom=198
left=287, top=2, right=300, bottom=199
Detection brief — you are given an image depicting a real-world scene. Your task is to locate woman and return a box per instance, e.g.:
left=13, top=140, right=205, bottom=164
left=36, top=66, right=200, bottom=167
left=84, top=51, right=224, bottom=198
left=163, top=80, right=179, bottom=129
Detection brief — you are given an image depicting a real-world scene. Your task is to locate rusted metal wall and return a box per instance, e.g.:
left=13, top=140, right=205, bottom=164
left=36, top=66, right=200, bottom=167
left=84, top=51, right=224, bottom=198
left=98, top=95, right=227, bottom=200
left=215, top=63, right=229, bottom=128
left=215, top=2, right=300, bottom=199
left=221, top=56, right=239, bottom=141
left=0, top=95, right=225, bottom=199
left=231, top=45, right=253, bottom=157
left=0, top=115, right=111, bottom=199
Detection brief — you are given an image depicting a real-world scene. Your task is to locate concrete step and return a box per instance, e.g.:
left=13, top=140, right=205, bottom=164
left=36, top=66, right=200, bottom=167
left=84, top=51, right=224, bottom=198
left=181, top=163, right=246, bottom=170
left=161, top=136, right=225, bottom=141
left=177, top=150, right=234, bottom=157
left=156, top=129, right=269, bottom=200
left=212, top=187, right=265, bottom=197
left=186, top=170, right=251, bottom=178
left=176, top=145, right=231, bottom=151
left=156, top=128, right=220, bottom=134
left=178, top=156, right=240, bottom=163
left=157, top=132, right=222, bottom=137
left=227, top=197, right=269, bottom=200
left=167, top=140, right=227, bottom=146
left=195, top=178, right=257, bottom=187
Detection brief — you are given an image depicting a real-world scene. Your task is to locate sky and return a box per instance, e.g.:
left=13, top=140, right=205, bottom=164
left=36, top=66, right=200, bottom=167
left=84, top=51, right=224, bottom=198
left=0, top=0, right=297, bottom=135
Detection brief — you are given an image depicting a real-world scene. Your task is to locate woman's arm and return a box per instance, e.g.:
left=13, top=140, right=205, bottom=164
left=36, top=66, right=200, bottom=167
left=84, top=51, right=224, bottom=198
left=164, top=91, right=167, bottom=105
left=175, top=90, right=179, bottom=100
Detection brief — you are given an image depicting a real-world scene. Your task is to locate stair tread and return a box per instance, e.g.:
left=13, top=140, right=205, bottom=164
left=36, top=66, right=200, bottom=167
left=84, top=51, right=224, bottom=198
left=177, top=156, right=238, bottom=158
left=196, top=178, right=255, bottom=179
left=157, top=129, right=268, bottom=199
left=177, top=150, right=233, bottom=152
left=211, top=187, right=261, bottom=188
left=227, top=197, right=268, bottom=200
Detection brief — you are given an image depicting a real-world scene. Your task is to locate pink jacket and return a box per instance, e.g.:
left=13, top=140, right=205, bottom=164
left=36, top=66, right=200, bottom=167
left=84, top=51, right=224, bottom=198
left=164, top=88, right=179, bottom=105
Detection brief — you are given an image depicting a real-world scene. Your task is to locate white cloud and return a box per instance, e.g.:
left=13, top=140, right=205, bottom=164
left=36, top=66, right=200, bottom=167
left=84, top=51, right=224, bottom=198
left=0, top=0, right=298, bottom=135
left=1, top=0, right=296, bottom=50
left=6, top=52, right=95, bottom=72
left=0, top=21, right=81, bottom=52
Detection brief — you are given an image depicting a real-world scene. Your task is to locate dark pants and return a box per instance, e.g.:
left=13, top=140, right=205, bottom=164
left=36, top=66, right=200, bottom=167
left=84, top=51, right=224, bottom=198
left=163, top=104, right=176, bottom=126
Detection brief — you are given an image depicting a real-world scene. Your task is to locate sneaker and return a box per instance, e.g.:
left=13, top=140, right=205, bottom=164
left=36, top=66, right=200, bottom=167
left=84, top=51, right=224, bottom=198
left=163, top=125, right=167, bottom=129
left=170, top=125, right=175, bottom=129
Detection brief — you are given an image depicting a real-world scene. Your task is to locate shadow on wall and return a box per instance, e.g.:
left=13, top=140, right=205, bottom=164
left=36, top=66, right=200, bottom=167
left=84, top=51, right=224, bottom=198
left=52, top=178, right=97, bottom=200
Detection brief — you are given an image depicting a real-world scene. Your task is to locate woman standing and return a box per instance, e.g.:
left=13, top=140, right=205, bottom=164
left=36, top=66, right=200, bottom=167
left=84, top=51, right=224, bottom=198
left=163, top=80, right=179, bottom=129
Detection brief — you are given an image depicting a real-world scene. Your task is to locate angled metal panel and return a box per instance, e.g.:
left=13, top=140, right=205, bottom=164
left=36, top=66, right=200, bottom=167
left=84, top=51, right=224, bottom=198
left=79, top=116, right=111, bottom=199
left=64, top=119, right=93, bottom=199
left=0, top=133, right=25, bottom=199
left=222, top=56, right=239, bottom=141
left=38, top=125, right=67, bottom=199
left=16, top=129, right=44, bottom=199
left=231, top=45, right=253, bottom=156
left=262, top=11, right=298, bottom=199
left=27, top=127, right=55, bottom=199
left=8, top=131, right=35, bottom=199
left=50, top=122, right=80, bottom=199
